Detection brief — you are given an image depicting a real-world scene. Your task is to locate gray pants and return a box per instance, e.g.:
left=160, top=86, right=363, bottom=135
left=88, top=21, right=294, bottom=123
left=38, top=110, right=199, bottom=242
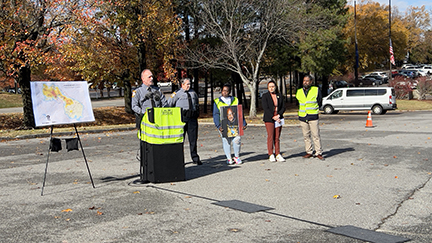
left=300, top=120, right=323, bottom=156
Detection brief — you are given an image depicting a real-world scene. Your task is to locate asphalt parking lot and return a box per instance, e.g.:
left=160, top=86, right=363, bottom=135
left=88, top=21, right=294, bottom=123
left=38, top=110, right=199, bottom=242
left=1, top=110, right=431, bottom=242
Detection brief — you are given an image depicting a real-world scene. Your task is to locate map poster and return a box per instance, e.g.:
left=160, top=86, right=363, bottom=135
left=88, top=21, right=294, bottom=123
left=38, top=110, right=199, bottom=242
left=30, top=81, right=95, bottom=127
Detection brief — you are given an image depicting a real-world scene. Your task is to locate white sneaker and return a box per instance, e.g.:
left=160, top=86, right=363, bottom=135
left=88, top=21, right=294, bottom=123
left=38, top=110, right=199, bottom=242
left=227, top=159, right=234, bottom=165
left=234, top=157, right=243, bottom=165
left=276, top=154, right=285, bottom=162
left=269, top=154, right=276, bottom=162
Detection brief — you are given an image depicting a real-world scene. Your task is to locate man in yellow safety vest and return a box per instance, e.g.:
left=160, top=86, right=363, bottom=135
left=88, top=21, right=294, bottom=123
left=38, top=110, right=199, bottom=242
left=296, top=75, right=324, bottom=160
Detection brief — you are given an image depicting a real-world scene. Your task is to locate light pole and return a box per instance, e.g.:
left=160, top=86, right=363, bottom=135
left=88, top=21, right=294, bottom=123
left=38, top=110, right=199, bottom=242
left=354, top=0, right=359, bottom=84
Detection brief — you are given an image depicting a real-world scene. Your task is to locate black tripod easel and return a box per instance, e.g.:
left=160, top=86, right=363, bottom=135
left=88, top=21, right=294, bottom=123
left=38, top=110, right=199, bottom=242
left=41, top=124, right=95, bottom=196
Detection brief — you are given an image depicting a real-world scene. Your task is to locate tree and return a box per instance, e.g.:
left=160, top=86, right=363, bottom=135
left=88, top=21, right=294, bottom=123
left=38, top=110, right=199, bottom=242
left=112, top=0, right=182, bottom=82
left=0, top=0, right=85, bottom=128
left=298, top=0, right=348, bottom=95
left=53, top=1, right=139, bottom=112
left=342, top=1, right=410, bottom=72
left=403, top=6, right=431, bottom=63
left=184, top=0, right=331, bottom=117
left=52, top=0, right=182, bottom=113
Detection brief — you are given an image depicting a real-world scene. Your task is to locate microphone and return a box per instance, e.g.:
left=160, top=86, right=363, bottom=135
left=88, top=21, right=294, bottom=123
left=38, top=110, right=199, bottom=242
left=144, top=90, right=154, bottom=100
left=153, top=92, right=161, bottom=101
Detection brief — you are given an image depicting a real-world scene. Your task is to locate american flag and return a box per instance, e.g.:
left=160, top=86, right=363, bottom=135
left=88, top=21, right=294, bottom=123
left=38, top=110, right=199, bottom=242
left=389, top=39, right=395, bottom=66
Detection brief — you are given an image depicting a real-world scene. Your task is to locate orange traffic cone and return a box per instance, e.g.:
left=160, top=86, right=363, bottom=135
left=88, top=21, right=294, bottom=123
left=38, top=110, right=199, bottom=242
left=365, top=110, right=374, bottom=128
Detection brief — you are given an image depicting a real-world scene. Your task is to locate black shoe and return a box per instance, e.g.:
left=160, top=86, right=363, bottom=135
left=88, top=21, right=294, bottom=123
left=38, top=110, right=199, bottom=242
left=194, top=160, right=203, bottom=165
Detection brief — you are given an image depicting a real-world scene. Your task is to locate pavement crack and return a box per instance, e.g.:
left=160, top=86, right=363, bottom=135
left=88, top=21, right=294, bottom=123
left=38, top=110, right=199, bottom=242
left=374, top=174, right=432, bottom=231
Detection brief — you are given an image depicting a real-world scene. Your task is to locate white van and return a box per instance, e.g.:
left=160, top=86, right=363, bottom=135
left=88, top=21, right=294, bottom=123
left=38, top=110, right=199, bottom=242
left=322, top=87, right=397, bottom=115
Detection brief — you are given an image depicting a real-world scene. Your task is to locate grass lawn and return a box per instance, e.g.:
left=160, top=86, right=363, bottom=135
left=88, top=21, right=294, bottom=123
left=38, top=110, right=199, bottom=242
left=396, top=99, right=432, bottom=111
left=1, top=92, right=432, bottom=139
left=0, top=92, right=23, bottom=108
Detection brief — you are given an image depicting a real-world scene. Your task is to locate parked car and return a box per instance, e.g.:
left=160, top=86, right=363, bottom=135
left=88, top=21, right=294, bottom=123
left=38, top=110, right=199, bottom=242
left=328, top=80, right=351, bottom=92
left=367, top=72, right=389, bottom=79
left=401, top=64, right=415, bottom=69
left=321, top=87, right=397, bottom=115
left=420, top=65, right=432, bottom=75
left=392, top=73, right=410, bottom=79
left=399, top=69, right=420, bottom=79
left=358, top=76, right=379, bottom=86
left=157, top=82, right=172, bottom=87
left=365, top=74, right=388, bottom=84
left=417, top=69, right=429, bottom=77
left=7, top=88, right=22, bottom=94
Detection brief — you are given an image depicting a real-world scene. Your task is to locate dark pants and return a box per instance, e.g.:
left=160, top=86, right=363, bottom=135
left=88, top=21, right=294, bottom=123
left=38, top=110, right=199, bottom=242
left=184, top=118, right=200, bottom=163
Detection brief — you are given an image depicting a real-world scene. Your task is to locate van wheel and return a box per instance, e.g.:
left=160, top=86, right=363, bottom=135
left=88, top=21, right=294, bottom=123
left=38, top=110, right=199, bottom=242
left=323, top=105, right=334, bottom=114
left=372, top=105, right=383, bottom=115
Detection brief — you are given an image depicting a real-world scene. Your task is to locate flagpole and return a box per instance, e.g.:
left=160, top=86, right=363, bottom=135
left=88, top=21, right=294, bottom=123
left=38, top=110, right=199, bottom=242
left=389, top=0, right=392, bottom=80
left=354, top=0, right=359, bottom=84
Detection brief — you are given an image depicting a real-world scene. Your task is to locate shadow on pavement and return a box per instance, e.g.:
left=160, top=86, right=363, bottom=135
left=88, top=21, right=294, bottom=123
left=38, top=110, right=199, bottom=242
left=185, top=152, right=257, bottom=180
left=101, top=174, right=140, bottom=182
left=323, top=147, right=355, bottom=158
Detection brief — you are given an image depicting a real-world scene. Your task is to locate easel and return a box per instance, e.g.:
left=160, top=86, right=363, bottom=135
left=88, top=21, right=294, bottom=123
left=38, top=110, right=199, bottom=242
left=41, top=124, right=95, bottom=196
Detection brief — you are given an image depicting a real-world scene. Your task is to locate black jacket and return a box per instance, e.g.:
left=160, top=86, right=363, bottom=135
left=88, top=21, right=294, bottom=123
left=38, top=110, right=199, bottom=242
left=262, top=91, right=285, bottom=123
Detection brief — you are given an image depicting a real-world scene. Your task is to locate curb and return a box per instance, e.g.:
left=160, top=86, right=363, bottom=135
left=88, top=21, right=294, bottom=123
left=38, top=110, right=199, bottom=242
left=0, top=126, right=137, bottom=141
left=1, top=120, right=301, bottom=141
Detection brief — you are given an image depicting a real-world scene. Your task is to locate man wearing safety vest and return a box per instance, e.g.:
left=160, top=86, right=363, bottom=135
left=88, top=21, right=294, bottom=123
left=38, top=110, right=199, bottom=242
left=213, top=84, right=247, bottom=165
left=296, top=75, right=324, bottom=160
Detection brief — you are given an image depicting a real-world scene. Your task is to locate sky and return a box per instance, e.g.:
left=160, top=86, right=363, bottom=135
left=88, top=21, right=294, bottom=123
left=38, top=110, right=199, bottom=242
left=348, top=0, right=432, bottom=14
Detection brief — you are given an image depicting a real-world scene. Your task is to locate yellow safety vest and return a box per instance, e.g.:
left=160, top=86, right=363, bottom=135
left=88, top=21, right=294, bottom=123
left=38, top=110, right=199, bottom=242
left=214, top=97, right=238, bottom=111
left=138, top=107, right=185, bottom=144
left=296, top=87, right=319, bottom=117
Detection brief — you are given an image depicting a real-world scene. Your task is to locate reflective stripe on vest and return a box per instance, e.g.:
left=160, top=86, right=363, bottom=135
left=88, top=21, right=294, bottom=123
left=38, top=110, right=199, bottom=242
left=296, top=87, right=319, bottom=117
left=138, top=107, right=185, bottom=144
left=214, top=97, right=238, bottom=111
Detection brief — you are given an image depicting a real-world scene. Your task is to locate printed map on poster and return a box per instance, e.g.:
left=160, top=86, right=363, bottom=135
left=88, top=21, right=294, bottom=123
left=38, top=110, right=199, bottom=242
left=31, top=81, right=95, bottom=127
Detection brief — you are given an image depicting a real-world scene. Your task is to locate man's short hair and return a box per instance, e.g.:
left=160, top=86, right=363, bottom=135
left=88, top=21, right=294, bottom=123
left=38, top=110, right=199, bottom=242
left=141, top=69, right=151, bottom=80
left=180, top=78, right=191, bottom=84
left=304, top=74, right=314, bottom=82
